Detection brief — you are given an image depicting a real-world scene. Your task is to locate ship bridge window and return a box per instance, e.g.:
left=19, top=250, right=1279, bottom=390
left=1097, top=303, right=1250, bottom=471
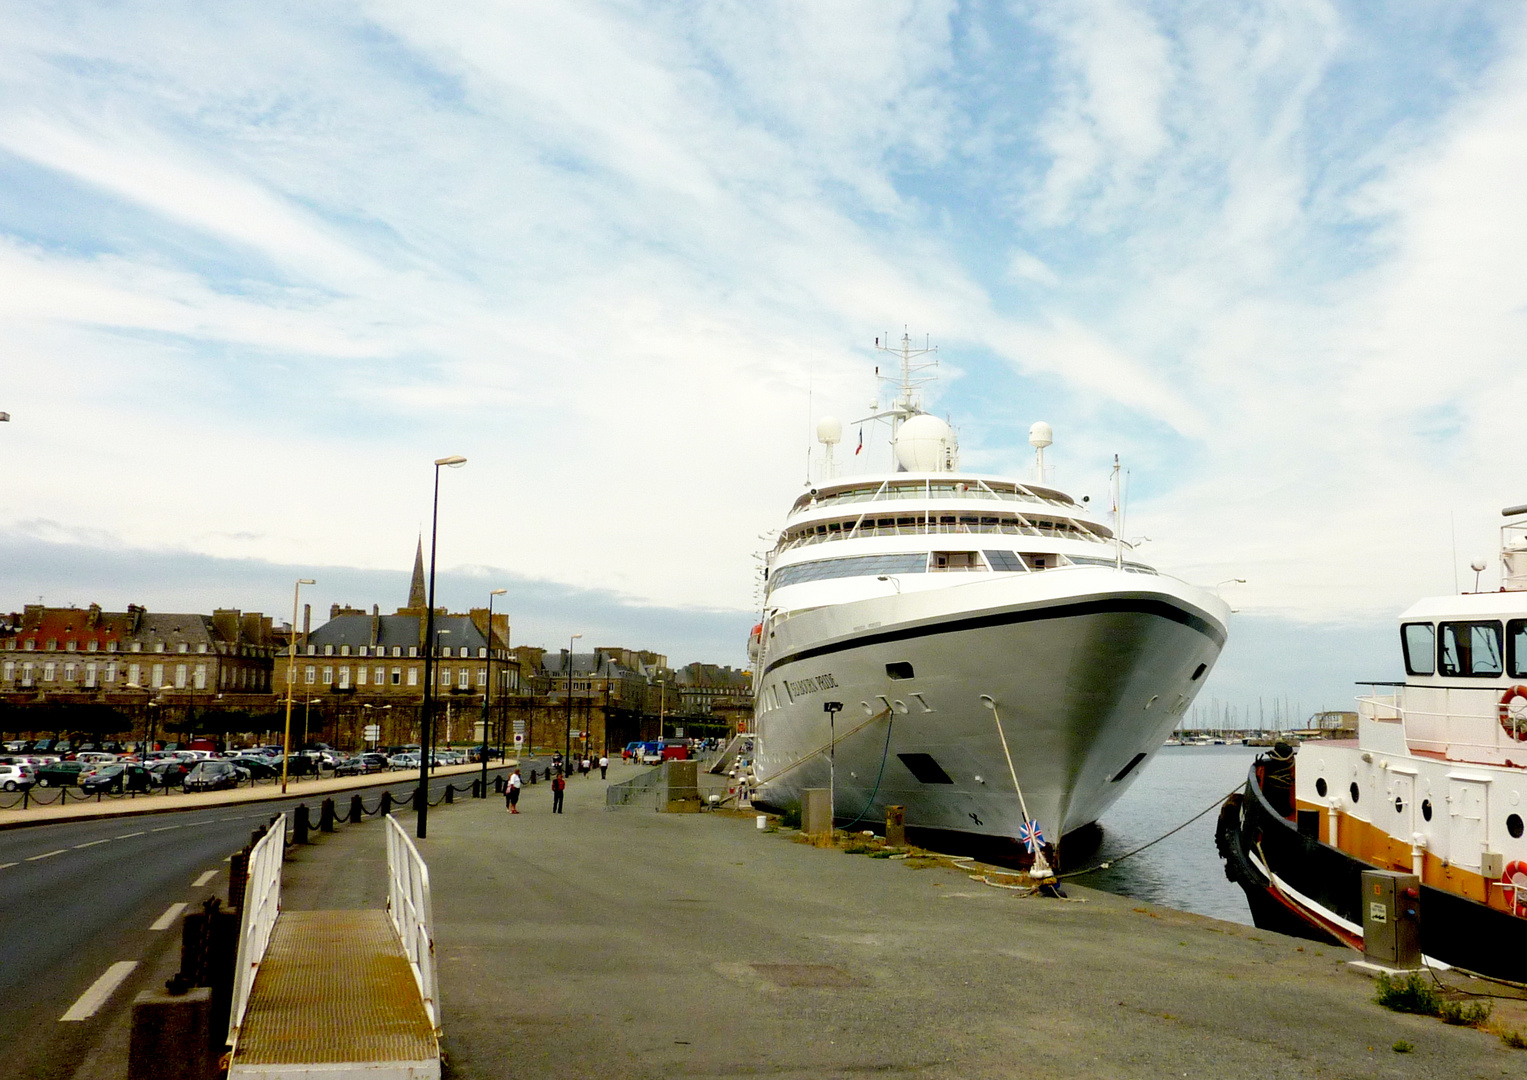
left=1401, top=622, right=1436, bottom=676
left=931, top=551, right=984, bottom=571
left=1508, top=619, right=1527, bottom=678
left=1439, top=620, right=1503, bottom=677
left=984, top=550, right=1027, bottom=572
left=768, top=552, right=929, bottom=591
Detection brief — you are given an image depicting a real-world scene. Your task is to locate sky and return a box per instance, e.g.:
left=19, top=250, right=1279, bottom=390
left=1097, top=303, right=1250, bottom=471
left=4, top=1, right=1527, bottom=723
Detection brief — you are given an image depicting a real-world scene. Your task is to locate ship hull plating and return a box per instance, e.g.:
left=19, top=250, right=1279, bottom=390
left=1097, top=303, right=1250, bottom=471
left=753, top=575, right=1225, bottom=848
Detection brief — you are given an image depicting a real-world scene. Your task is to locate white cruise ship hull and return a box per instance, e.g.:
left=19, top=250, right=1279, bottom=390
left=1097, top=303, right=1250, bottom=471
left=752, top=568, right=1228, bottom=849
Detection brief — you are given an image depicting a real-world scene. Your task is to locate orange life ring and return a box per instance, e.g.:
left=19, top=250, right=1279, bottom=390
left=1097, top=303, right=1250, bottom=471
left=1504, top=861, right=1527, bottom=917
left=1498, top=686, right=1527, bottom=741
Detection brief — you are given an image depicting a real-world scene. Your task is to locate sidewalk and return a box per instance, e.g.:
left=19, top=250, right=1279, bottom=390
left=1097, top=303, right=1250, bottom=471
left=280, top=762, right=1523, bottom=1080
left=0, top=760, right=514, bottom=830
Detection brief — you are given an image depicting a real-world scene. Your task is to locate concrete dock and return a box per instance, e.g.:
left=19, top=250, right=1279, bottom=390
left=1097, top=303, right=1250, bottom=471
left=280, top=763, right=1524, bottom=1080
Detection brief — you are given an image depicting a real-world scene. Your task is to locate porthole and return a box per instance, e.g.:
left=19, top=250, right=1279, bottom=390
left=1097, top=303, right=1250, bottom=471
left=1349, top=782, right=1360, bottom=804
left=1191, top=663, right=1207, bottom=681
left=1394, top=797, right=1405, bottom=815
left=1315, top=777, right=1327, bottom=797
left=1509, top=814, right=1525, bottom=840
left=1421, top=799, right=1432, bottom=822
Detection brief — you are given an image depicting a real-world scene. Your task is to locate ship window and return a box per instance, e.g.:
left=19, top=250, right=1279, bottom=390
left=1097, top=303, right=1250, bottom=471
left=1191, top=663, right=1207, bottom=681
left=931, top=551, right=983, bottom=571
left=1508, top=620, right=1527, bottom=677
left=1349, top=782, right=1360, bottom=803
left=984, top=550, right=1026, bottom=572
left=767, top=552, right=929, bottom=591
left=1315, top=777, right=1327, bottom=797
left=1508, top=814, right=1524, bottom=839
left=1438, top=620, right=1503, bottom=677
left=885, top=662, right=914, bottom=680
left=1421, top=798, right=1432, bottom=821
left=1401, top=623, right=1435, bottom=676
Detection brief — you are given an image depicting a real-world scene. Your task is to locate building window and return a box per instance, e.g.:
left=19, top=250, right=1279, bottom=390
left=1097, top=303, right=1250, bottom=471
left=151, top=663, right=164, bottom=688
left=46, top=640, right=57, bottom=651
left=178, top=643, right=188, bottom=653
left=2, top=661, right=12, bottom=681
left=391, top=667, right=402, bottom=686
left=87, top=640, right=98, bottom=653
left=23, top=639, right=35, bottom=651
left=198, top=643, right=207, bottom=654
left=409, top=647, right=418, bottom=658
left=324, top=644, right=334, bottom=656
left=460, top=668, right=470, bottom=689
left=63, top=663, right=76, bottom=681
left=477, top=667, right=486, bottom=687
left=105, top=661, right=116, bottom=683
left=340, top=645, right=350, bottom=657
left=305, top=666, right=316, bottom=685
left=65, top=640, right=77, bottom=652
left=21, top=662, right=33, bottom=686
left=392, top=646, right=402, bottom=657
left=107, top=641, right=117, bottom=652
left=478, top=647, right=487, bottom=659
left=175, top=663, right=188, bottom=688
left=156, top=643, right=165, bottom=653
left=441, top=668, right=452, bottom=686
left=356, top=666, right=368, bottom=686
left=128, top=662, right=140, bottom=685
left=338, top=666, right=350, bottom=689
left=43, top=662, right=56, bottom=682
left=407, top=668, right=418, bottom=686
left=131, top=642, right=141, bottom=652
left=322, top=666, right=333, bottom=685
left=376, top=666, right=385, bottom=685
left=220, top=667, right=229, bottom=688
left=194, top=663, right=206, bottom=689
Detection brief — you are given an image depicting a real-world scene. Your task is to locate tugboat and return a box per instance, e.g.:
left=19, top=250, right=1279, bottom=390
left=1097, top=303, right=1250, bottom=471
left=1217, top=503, right=1527, bottom=980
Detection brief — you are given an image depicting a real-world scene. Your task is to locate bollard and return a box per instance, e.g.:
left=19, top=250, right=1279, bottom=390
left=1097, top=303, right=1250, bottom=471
left=494, top=774, right=507, bottom=794
left=379, top=790, right=392, bottom=816
left=228, top=849, right=249, bottom=912
left=349, top=793, right=365, bottom=822
left=128, top=986, right=212, bottom=1080
left=293, top=805, right=310, bottom=844
left=445, top=785, right=455, bottom=804
left=320, top=798, right=335, bottom=833
left=528, top=770, right=537, bottom=785
left=886, top=805, right=906, bottom=848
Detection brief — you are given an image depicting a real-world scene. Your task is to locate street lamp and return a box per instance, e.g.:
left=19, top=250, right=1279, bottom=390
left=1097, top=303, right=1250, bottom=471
left=480, top=587, right=506, bottom=797
left=281, top=578, right=316, bottom=794
left=419, top=454, right=467, bottom=839
left=564, top=633, right=581, bottom=769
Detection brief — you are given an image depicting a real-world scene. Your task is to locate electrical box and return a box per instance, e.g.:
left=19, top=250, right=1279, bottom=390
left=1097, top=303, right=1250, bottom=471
left=1482, top=851, right=1504, bottom=880
left=1361, top=869, right=1421, bottom=969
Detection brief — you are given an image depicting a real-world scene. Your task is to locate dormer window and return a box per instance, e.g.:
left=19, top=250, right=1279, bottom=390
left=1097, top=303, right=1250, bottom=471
left=340, top=645, right=351, bottom=656
left=197, top=643, right=207, bottom=654
left=87, top=640, right=99, bottom=652
left=65, top=640, right=77, bottom=652
left=324, top=644, right=334, bottom=656
left=46, top=640, right=57, bottom=651
left=178, top=643, right=188, bottom=653
left=307, top=645, right=316, bottom=656
left=106, top=641, right=117, bottom=653
left=24, top=639, right=35, bottom=651
left=409, top=647, right=418, bottom=658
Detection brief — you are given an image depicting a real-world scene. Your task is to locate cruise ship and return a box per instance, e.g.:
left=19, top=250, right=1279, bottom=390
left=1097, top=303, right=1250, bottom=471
left=748, top=334, right=1231, bottom=863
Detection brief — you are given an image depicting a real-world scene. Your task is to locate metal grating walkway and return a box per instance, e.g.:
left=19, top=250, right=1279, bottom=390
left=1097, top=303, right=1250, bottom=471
left=230, top=909, right=438, bottom=1077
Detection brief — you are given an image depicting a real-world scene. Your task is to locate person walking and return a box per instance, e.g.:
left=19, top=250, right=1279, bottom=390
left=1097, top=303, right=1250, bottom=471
left=505, top=767, right=523, bottom=813
left=598, top=754, right=609, bottom=779
left=551, top=770, right=566, bottom=813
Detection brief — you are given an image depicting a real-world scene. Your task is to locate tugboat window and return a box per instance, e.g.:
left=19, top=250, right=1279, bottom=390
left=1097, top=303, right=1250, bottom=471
left=1421, top=799, right=1432, bottom=821
left=1394, top=796, right=1405, bottom=814
left=1315, top=777, right=1327, bottom=797
left=1508, top=813, right=1524, bottom=840
left=1438, top=620, right=1504, bottom=677
left=1508, top=620, right=1527, bottom=678
left=1401, top=622, right=1435, bottom=676
left=1349, top=782, right=1360, bottom=803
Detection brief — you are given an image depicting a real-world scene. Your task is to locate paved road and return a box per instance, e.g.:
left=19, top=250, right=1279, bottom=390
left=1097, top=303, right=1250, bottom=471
left=0, top=767, right=513, bottom=1080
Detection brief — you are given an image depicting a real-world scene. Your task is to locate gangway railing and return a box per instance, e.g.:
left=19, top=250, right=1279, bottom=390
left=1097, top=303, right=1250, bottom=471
left=386, top=813, right=440, bottom=1034
left=227, top=813, right=286, bottom=1047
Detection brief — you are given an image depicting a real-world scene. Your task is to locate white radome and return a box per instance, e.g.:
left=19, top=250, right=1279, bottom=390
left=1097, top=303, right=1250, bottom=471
left=893, top=413, right=956, bottom=472
left=816, top=416, right=843, bottom=445
left=1029, top=421, right=1053, bottom=449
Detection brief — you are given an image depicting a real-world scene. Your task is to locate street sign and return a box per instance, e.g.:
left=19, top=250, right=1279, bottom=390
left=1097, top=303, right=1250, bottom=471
left=363, top=724, right=380, bottom=739
left=513, top=733, right=524, bottom=745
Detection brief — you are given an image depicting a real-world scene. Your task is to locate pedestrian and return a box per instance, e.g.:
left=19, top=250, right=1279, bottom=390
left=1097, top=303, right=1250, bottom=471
left=506, top=768, right=523, bottom=813
left=581, top=756, right=591, bottom=776
left=551, top=770, right=565, bottom=813
left=598, top=754, right=609, bottom=779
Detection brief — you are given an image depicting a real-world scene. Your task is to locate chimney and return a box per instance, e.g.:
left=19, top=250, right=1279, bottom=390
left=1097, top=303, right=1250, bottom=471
left=302, top=603, right=311, bottom=643
left=330, top=603, right=341, bottom=620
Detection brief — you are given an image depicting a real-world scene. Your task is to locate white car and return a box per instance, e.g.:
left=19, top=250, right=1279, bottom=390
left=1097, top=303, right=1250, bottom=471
left=74, top=751, right=118, bottom=766
left=0, top=763, right=35, bottom=791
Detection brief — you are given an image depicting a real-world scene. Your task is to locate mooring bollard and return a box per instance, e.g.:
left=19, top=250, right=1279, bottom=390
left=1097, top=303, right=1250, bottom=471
left=320, top=798, right=335, bottom=833
left=528, top=770, right=537, bottom=785
left=293, top=805, right=310, bottom=844
left=379, top=790, right=392, bottom=816
left=445, top=785, right=455, bottom=804
left=886, top=805, right=906, bottom=848
left=349, top=793, right=365, bottom=822
left=495, top=774, right=507, bottom=794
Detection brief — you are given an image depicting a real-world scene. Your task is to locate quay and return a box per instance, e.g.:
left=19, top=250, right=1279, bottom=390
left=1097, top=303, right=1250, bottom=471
left=270, top=763, right=1522, bottom=1080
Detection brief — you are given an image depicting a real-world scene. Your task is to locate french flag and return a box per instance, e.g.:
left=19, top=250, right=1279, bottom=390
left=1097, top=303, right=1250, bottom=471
left=854, top=428, right=863, bottom=455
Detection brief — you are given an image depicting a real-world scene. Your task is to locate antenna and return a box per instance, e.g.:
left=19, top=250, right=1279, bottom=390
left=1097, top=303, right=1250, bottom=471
left=816, top=416, right=842, bottom=480
left=1028, top=422, right=1053, bottom=484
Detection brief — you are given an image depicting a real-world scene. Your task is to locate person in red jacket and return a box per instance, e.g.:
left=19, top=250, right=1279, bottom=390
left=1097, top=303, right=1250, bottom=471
left=551, top=770, right=566, bottom=814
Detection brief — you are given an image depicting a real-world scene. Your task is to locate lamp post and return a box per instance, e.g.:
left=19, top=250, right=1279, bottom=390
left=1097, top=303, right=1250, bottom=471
left=564, top=633, right=581, bottom=769
left=281, top=578, right=316, bottom=795
left=480, top=588, right=506, bottom=797
left=419, top=454, right=467, bottom=839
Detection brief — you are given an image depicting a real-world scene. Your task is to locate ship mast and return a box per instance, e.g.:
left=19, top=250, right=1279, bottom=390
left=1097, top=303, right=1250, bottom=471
left=869, top=331, right=939, bottom=437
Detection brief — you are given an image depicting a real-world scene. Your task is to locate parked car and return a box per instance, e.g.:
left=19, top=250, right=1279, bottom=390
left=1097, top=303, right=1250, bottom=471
left=183, top=760, right=242, bottom=793
left=74, top=751, right=118, bottom=767
left=35, top=761, right=88, bottom=787
left=388, top=753, right=420, bottom=770
left=148, top=760, right=190, bottom=787
left=79, top=764, right=154, bottom=795
left=334, top=754, right=386, bottom=776
left=228, top=756, right=280, bottom=780
left=0, top=763, right=35, bottom=791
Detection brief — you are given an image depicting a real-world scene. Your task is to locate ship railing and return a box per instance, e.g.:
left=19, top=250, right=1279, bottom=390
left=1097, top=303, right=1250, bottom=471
left=777, top=521, right=1104, bottom=553
left=1357, top=683, right=1527, bottom=758
left=803, top=485, right=1075, bottom=513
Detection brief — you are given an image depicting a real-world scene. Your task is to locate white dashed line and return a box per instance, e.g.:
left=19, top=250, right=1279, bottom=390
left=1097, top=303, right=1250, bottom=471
left=0, top=862, right=16, bottom=870
left=149, top=902, right=188, bottom=932
left=150, top=825, right=180, bottom=833
left=115, top=831, right=146, bottom=839
left=60, top=961, right=138, bottom=1022
left=25, top=849, right=65, bottom=862
left=73, top=839, right=111, bottom=849
left=192, top=870, right=217, bottom=888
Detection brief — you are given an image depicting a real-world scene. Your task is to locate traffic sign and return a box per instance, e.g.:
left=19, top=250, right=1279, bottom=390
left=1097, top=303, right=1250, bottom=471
left=513, top=733, right=524, bottom=745
left=363, top=724, right=380, bottom=739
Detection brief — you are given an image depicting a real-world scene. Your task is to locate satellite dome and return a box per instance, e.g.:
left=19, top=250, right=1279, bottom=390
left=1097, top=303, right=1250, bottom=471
left=816, top=416, right=843, bottom=445
left=1029, top=421, right=1053, bottom=449
left=894, top=414, right=957, bottom=472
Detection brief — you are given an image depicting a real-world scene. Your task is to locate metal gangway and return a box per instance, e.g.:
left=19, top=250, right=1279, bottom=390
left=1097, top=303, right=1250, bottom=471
left=226, top=814, right=440, bottom=1078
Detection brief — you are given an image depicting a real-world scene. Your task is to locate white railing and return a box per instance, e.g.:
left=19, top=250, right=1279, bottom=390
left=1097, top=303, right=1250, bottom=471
left=227, top=813, right=286, bottom=1046
left=386, top=814, right=439, bottom=1034
left=1358, top=683, right=1527, bottom=763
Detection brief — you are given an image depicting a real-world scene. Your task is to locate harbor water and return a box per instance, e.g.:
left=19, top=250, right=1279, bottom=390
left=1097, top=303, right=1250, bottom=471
left=1071, top=743, right=1260, bottom=925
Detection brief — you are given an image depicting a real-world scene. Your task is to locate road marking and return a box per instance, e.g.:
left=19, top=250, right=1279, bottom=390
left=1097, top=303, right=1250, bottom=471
left=0, top=862, right=16, bottom=870
left=73, top=839, right=111, bottom=849
left=26, top=849, right=65, bottom=861
left=60, top=961, right=138, bottom=1022
left=192, top=870, right=217, bottom=887
left=150, top=825, right=181, bottom=833
left=149, top=902, right=188, bottom=932
left=115, top=831, right=145, bottom=839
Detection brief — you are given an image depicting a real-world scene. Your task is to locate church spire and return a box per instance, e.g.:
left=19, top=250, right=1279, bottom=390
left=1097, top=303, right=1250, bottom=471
left=408, top=535, right=427, bottom=611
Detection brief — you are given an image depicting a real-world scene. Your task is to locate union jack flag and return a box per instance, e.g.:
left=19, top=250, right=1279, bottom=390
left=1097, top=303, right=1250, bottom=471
left=1017, top=819, right=1045, bottom=853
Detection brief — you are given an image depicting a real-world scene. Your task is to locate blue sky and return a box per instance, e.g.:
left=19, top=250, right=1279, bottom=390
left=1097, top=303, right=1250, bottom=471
left=4, top=2, right=1527, bottom=721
